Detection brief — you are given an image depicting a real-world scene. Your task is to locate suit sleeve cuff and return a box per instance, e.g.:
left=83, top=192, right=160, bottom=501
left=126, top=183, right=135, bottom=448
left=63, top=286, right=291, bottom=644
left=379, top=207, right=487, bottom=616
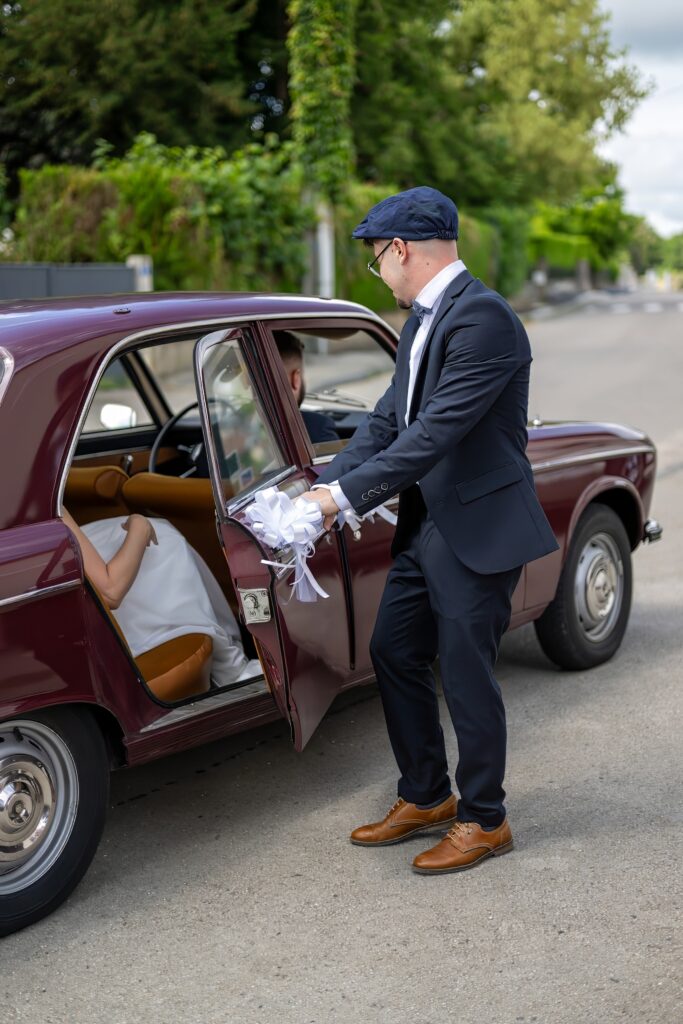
left=311, top=481, right=352, bottom=512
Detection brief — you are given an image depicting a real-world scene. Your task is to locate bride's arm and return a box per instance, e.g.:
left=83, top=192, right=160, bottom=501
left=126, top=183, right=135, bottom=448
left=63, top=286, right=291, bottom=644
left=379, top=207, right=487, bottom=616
left=62, top=508, right=157, bottom=610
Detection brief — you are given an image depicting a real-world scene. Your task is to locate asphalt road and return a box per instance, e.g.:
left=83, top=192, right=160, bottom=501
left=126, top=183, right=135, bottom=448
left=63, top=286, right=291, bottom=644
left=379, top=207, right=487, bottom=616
left=5, top=289, right=681, bottom=1024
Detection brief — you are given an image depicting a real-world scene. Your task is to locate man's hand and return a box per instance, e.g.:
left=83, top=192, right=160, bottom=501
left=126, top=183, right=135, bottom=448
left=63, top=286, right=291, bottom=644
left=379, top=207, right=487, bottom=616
left=299, top=489, right=339, bottom=532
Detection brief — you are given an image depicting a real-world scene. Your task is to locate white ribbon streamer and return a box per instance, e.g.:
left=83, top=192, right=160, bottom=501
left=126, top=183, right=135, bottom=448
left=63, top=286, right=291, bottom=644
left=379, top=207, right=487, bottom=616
left=243, top=486, right=398, bottom=603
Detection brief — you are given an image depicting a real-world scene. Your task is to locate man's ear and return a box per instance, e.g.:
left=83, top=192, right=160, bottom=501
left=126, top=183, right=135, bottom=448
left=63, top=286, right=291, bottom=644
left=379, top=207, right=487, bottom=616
left=394, top=237, right=408, bottom=264
left=291, top=366, right=302, bottom=397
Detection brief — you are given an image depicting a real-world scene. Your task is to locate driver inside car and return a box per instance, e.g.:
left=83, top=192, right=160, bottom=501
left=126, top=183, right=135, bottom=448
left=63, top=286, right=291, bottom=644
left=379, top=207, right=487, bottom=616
left=62, top=507, right=262, bottom=687
left=274, top=331, right=340, bottom=445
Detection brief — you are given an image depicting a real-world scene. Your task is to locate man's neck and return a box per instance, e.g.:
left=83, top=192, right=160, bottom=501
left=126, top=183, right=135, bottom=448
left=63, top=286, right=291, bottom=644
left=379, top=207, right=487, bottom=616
left=413, top=259, right=466, bottom=305
left=411, top=261, right=457, bottom=296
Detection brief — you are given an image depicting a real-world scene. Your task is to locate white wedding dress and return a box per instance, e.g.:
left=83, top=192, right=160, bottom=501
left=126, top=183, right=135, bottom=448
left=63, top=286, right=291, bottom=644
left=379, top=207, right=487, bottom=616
left=81, top=517, right=262, bottom=686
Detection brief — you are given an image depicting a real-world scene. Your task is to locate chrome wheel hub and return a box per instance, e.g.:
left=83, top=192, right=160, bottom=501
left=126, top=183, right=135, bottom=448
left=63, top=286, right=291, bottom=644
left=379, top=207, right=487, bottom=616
left=574, top=531, right=624, bottom=644
left=0, top=722, right=78, bottom=895
left=0, top=756, right=55, bottom=861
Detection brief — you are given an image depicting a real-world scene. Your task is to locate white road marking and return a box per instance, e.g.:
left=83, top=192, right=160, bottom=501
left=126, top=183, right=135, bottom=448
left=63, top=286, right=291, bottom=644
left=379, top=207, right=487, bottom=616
left=643, top=302, right=663, bottom=313
left=611, top=303, right=631, bottom=314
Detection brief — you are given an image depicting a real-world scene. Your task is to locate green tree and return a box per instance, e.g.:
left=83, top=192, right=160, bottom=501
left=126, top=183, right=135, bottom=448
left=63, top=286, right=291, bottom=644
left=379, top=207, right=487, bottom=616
left=532, top=173, right=637, bottom=270
left=628, top=219, right=663, bottom=275
left=660, top=234, right=683, bottom=272
left=352, top=0, right=647, bottom=206
left=0, top=0, right=256, bottom=189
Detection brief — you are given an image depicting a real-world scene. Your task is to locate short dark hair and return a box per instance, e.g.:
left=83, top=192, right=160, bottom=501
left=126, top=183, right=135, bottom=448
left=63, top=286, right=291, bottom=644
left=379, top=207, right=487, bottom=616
left=274, top=330, right=304, bottom=362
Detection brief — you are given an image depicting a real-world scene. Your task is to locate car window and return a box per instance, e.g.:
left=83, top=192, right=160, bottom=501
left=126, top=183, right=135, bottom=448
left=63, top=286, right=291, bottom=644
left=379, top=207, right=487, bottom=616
left=82, top=359, right=154, bottom=433
left=271, top=326, right=395, bottom=459
left=198, top=331, right=287, bottom=502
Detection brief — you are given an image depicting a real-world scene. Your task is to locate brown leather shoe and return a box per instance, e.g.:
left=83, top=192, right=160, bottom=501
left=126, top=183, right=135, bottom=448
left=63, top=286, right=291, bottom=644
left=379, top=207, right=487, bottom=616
left=350, top=794, right=458, bottom=846
left=412, top=818, right=513, bottom=873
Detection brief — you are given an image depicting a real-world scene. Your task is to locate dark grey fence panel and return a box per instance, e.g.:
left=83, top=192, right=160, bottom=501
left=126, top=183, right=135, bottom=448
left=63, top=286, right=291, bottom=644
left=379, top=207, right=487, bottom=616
left=0, top=262, right=137, bottom=300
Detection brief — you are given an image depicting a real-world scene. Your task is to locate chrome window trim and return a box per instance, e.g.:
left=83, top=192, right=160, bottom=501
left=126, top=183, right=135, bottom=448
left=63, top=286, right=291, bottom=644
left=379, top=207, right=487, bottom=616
left=0, top=578, right=80, bottom=611
left=0, top=347, right=15, bottom=408
left=56, top=310, right=394, bottom=515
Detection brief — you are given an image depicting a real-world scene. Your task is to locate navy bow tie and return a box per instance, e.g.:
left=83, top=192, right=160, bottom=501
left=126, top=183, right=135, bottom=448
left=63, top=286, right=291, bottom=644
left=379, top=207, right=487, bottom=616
left=412, top=300, right=433, bottom=324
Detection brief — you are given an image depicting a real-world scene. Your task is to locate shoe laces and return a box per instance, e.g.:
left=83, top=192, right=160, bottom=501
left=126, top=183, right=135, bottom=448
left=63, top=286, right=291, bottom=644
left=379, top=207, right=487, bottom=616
left=387, top=797, right=405, bottom=816
left=446, top=820, right=474, bottom=844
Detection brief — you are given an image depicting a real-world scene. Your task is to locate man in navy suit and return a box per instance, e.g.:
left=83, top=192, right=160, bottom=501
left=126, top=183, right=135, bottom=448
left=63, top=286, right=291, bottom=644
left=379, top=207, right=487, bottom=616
left=299, top=187, right=559, bottom=874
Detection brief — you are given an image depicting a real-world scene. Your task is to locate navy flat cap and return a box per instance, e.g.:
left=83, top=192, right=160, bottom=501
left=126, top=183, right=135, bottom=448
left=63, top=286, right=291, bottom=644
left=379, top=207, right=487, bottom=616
left=352, top=186, right=459, bottom=241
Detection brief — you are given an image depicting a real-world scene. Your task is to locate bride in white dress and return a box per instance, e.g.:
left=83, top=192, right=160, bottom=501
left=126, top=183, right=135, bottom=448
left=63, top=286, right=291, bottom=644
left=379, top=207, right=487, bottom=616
left=63, top=509, right=262, bottom=686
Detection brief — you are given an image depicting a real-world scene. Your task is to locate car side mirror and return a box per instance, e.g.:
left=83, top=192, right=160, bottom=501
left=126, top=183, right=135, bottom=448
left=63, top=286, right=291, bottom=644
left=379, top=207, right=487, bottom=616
left=100, top=403, right=138, bottom=430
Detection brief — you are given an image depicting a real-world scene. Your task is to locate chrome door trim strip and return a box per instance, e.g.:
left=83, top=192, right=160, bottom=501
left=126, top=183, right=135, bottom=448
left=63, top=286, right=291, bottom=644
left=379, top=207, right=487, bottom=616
left=56, top=310, right=396, bottom=515
left=0, top=578, right=80, bottom=611
left=532, top=445, right=655, bottom=473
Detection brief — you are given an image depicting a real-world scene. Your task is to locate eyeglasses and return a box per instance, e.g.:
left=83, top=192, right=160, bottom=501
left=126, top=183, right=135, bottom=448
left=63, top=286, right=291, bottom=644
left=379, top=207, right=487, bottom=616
left=367, top=239, right=393, bottom=278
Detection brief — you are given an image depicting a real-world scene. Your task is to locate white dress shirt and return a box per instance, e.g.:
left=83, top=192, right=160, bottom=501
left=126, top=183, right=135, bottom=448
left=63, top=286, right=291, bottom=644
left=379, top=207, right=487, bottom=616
left=313, top=260, right=468, bottom=512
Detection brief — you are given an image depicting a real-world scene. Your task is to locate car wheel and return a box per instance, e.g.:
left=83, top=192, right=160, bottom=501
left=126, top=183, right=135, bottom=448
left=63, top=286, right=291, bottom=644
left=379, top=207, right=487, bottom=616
left=534, top=503, right=633, bottom=671
left=0, top=708, right=109, bottom=937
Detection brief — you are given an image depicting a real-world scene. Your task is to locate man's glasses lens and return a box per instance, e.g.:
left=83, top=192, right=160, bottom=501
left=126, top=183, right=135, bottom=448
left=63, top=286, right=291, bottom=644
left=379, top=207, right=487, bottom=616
left=367, top=240, right=393, bottom=277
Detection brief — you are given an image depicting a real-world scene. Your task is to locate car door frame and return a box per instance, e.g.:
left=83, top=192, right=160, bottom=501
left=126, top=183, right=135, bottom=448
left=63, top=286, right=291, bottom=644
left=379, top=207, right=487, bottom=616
left=257, top=315, right=401, bottom=676
left=194, top=322, right=357, bottom=750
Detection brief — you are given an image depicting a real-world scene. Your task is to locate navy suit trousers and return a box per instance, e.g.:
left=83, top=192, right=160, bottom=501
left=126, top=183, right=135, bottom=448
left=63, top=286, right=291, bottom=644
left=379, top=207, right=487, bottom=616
left=369, top=491, right=523, bottom=827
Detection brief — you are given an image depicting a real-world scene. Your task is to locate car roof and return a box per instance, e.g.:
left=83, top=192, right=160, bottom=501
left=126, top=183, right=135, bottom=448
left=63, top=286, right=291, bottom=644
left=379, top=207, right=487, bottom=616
left=0, top=291, right=385, bottom=357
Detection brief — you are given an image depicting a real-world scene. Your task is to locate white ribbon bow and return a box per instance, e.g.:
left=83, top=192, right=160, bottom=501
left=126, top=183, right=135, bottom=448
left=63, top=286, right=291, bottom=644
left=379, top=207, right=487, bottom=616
left=243, top=486, right=398, bottom=603
left=243, top=488, right=329, bottom=602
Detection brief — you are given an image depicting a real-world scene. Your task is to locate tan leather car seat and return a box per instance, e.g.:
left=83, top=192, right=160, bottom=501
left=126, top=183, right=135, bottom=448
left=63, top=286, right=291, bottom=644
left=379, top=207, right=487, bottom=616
left=65, top=465, right=130, bottom=524
left=121, top=472, right=239, bottom=615
left=89, top=580, right=213, bottom=702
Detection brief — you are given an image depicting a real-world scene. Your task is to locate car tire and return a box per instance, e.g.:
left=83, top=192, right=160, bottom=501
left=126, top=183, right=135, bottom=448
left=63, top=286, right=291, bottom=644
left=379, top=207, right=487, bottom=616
left=534, top=503, right=633, bottom=671
left=0, top=708, right=109, bottom=937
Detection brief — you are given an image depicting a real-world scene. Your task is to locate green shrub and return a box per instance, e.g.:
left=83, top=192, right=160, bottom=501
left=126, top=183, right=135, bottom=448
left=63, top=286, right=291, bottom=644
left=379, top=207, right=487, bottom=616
left=334, top=181, right=399, bottom=311
left=13, top=165, right=117, bottom=263
left=457, top=212, right=498, bottom=286
left=479, top=205, right=531, bottom=297
left=10, top=133, right=314, bottom=292
left=528, top=211, right=592, bottom=271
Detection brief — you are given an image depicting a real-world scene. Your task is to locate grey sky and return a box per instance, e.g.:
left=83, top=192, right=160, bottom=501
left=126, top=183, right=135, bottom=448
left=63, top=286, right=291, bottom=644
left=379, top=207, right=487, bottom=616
left=598, top=0, right=683, bottom=236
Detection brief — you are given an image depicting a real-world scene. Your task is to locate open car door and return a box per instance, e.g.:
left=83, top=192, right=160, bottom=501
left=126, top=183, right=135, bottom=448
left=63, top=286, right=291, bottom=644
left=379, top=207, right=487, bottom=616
left=194, top=327, right=352, bottom=750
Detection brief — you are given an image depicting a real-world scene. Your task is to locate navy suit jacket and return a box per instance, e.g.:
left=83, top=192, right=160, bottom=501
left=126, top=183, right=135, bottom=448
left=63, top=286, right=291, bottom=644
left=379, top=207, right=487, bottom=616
left=315, top=270, right=560, bottom=574
left=301, top=408, right=339, bottom=444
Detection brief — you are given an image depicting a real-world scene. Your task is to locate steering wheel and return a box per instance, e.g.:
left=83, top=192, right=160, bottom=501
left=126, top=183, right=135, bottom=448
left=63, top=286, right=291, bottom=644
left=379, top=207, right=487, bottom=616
left=148, top=398, right=235, bottom=477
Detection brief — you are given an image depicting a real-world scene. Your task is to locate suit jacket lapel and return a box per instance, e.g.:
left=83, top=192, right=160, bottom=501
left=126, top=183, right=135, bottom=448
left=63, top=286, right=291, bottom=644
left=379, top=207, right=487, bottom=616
left=406, top=269, right=475, bottom=423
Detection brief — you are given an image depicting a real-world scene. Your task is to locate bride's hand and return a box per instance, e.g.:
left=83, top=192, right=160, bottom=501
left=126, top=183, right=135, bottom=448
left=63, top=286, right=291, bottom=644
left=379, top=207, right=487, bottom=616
left=122, top=514, right=158, bottom=547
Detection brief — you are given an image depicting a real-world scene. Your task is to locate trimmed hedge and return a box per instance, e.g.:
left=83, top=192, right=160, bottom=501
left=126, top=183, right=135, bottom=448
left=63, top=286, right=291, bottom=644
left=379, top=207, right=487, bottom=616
left=11, top=134, right=314, bottom=292
left=8, top=133, right=551, bottom=304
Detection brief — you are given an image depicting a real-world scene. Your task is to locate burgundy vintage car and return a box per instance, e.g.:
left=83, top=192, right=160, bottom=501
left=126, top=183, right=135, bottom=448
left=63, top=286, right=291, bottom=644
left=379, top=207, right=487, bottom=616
left=0, top=293, right=662, bottom=934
